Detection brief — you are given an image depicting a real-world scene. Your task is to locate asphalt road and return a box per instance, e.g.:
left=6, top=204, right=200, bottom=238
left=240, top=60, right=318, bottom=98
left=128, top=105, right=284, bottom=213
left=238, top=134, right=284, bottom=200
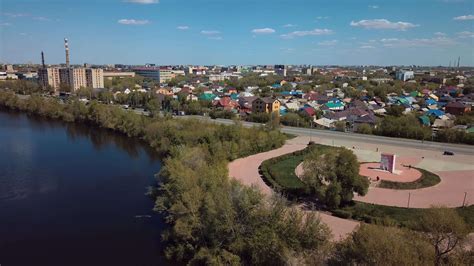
left=179, top=115, right=474, bottom=156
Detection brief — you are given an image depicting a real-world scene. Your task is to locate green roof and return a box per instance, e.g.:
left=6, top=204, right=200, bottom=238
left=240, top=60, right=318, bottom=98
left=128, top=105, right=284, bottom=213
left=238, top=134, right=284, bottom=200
left=410, top=91, right=420, bottom=97
left=199, top=93, right=216, bottom=101
left=397, top=98, right=410, bottom=105
left=325, top=102, right=344, bottom=108
left=419, top=115, right=430, bottom=126
left=467, top=127, right=474, bottom=134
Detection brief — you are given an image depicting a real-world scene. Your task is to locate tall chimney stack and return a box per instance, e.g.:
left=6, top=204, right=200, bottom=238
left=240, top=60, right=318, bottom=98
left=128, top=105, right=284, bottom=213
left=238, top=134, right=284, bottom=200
left=457, top=56, right=460, bottom=68
left=41, top=51, right=45, bottom=68
left=64, top=38, right=70, bottom=67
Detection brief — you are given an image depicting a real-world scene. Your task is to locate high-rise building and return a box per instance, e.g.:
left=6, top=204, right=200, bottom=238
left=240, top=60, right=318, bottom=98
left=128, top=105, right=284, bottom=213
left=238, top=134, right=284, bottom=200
left=86, top=68, right=104, bottom=88
left=38, top=67, right=61, bottom=90
left=38, top=39, right=104, bottom=92
left=59, top=68, right=87, bottom=91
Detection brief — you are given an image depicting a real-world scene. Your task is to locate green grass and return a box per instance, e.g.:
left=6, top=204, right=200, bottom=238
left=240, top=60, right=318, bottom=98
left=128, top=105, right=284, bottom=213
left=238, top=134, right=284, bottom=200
left=377, top=168, right=441, bottom=189
left=339, top=202, right=474, bottom=231
left=267, top=154, right=306, bottom=189
left=259, top=144, right=332, bottom=194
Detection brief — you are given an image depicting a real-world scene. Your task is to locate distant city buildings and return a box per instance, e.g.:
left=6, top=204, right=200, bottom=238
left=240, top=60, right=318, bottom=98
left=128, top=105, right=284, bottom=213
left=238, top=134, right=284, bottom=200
left=103, top=71, right=136, bottom=80
left=396, top=70, right=415, bottom=81
left=133, top=67, right=160, bottom=81
left=38, top=39, right=104, bottom=92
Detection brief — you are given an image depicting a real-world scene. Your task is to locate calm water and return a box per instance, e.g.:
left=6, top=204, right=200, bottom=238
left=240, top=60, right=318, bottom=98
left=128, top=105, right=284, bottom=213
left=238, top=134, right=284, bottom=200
left=0, top=111, right=170, bottom=265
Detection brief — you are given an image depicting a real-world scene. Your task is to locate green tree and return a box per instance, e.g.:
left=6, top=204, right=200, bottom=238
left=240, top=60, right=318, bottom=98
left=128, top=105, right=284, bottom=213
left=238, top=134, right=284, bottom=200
left=302, top=147, right=368, bottom=208
left=330, top=224, right=434, bottom=265
left=416, top=206, right=470, bottom=266
left=385, top=105, right=405, bottom=117
left=356, top=123, right=373, bottom=134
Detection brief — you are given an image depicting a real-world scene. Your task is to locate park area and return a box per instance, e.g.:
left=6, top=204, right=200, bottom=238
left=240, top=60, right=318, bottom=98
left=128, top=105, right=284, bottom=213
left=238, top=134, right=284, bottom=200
left=229, top=135, right=474, bottom=239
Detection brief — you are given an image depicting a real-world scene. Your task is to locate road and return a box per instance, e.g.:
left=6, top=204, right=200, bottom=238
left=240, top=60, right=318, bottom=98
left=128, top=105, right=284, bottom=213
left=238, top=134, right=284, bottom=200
left=178, top=116, right=474, bottom=156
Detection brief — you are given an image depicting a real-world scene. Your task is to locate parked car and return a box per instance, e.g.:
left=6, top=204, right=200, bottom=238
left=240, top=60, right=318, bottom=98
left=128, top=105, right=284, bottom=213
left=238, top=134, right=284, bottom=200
left=443, top=151, right=454, bottom=156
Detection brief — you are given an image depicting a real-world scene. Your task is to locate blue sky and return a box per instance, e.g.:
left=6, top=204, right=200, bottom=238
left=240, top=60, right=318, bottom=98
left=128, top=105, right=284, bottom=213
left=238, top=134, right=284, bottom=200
left=1, top=0, right=473, bottom=66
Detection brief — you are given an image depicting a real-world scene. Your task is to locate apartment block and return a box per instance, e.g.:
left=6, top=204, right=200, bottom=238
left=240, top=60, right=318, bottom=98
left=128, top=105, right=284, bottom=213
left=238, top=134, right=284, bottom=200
left=38, top=67, right=61, bottom=90
left=159, top=69, right=173, bottom=83
left=86, top=68, right=104, bottom=88
left=59, top=68, right=87, bottom=91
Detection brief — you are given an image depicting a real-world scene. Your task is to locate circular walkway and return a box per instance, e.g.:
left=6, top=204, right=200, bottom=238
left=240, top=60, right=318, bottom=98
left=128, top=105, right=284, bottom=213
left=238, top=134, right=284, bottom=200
left=228, top=136, right=474, bottom=240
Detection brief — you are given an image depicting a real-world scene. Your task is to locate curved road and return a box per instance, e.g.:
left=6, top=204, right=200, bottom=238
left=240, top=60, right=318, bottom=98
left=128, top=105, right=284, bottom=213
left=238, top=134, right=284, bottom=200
left=181, top=116, right=474, bottom=156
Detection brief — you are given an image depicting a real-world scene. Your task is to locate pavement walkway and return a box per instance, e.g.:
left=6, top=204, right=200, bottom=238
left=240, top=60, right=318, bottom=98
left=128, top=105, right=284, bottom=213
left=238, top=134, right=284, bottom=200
left=228, top=135, right=474, bottom=239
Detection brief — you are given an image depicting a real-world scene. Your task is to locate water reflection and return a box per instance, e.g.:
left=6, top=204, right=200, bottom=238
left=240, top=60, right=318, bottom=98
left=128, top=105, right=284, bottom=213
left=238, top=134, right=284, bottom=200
left=0, top=110, right=168, bottom=265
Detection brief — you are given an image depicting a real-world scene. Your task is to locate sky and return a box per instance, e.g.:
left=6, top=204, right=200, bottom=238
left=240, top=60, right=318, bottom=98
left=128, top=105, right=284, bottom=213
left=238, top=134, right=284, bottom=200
left=0, top=0, right=473, bottom=66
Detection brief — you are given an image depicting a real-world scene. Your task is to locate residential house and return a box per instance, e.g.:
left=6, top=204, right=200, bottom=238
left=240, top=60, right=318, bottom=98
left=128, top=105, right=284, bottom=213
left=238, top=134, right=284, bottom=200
left=325, top=101, right=345, bottom=111
left=445, top=102, right=471, bottom=115
left=252, top=97, right=281, bottom=114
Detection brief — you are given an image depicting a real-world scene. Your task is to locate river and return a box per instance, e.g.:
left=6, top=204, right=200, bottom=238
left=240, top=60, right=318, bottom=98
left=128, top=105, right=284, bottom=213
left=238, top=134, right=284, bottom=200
left=0, top=111, right=170, bottom=265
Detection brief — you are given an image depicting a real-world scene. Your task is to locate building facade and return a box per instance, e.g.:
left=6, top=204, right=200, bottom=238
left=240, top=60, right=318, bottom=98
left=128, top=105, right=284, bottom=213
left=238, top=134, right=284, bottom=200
left=103, top=71, right=136, bottom=80
left=252, top=97, right=281, bottom=114
left=395, top=70, right=415, bottom=81
left=159, top=69, right=173, bottom=83
left=59, top=68, right=87, bottom=91
left=38, top=67, right=61, bottom=90
left=133, top=67, right=160, bottom=81
left=86, top=68, right=104, bottom=88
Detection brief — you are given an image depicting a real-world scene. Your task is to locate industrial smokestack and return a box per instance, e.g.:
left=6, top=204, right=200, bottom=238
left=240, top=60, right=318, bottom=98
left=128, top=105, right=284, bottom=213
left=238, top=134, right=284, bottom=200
left=41, top=51, right=45, bottom=68
left=457, top=56, right=460, bottom=68
left=64, top=38, right=70, bottom=67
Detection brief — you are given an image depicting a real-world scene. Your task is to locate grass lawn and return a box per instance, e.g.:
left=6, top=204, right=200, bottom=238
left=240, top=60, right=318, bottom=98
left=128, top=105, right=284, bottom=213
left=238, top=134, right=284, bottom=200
left=339, top=202, right=474, bottom=230
left=267, top=154, right=306, bottom=189
left=377, top=168, right=441, bottom=189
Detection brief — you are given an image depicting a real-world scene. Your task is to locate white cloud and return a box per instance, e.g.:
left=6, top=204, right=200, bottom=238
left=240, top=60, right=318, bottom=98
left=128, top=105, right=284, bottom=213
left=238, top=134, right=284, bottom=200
left=177, top=25, right=189, bottom=30
left=434, top=32, right=446, bottom=36
left=251, top=28, right=275, bottom=34
left=124, top=0, right=159, bottom=4
left=318, top=40, right=338, bottom=46
left=117, top=19, right=149, bottom=25
left=368, top=5, right=379, bottom=9
left=360, top=45, right=375, bottom=49
left=380, top=37, right=456, bottom=47
left=201, top=30, right=220, bottom=35
left=350, top=19, right=418, bottom=30
left=2, top=12, right=29, bottom=18
left=280, top=48, right=295, bottom=53
left=283, top=24, right=296, bottom=28
left=208, top=36, right=223, bottom=40
left=456, top=31, right=474, bottom=38
left=0, top=22, right=11, bottom=26
left=315, top=16, right=329, bottom=20
left=280, top=28, right=333, bottom=39
left=33, top=16, right=50, bottom=21
left=453, top=14, right=474, bottom=20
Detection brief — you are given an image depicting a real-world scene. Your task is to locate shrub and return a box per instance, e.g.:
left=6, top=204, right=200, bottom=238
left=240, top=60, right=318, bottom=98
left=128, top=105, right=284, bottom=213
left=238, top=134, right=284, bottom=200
left=332, top=209, right=352, bottom=219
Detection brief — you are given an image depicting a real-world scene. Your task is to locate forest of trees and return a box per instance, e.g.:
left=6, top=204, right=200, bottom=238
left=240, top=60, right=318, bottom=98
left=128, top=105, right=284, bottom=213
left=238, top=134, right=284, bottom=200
left=0, top=90, right=472, bottom=265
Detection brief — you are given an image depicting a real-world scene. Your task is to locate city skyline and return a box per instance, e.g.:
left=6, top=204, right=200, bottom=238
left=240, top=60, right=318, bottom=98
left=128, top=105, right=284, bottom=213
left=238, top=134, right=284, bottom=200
left=1, top=0, right=473, bottom=66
